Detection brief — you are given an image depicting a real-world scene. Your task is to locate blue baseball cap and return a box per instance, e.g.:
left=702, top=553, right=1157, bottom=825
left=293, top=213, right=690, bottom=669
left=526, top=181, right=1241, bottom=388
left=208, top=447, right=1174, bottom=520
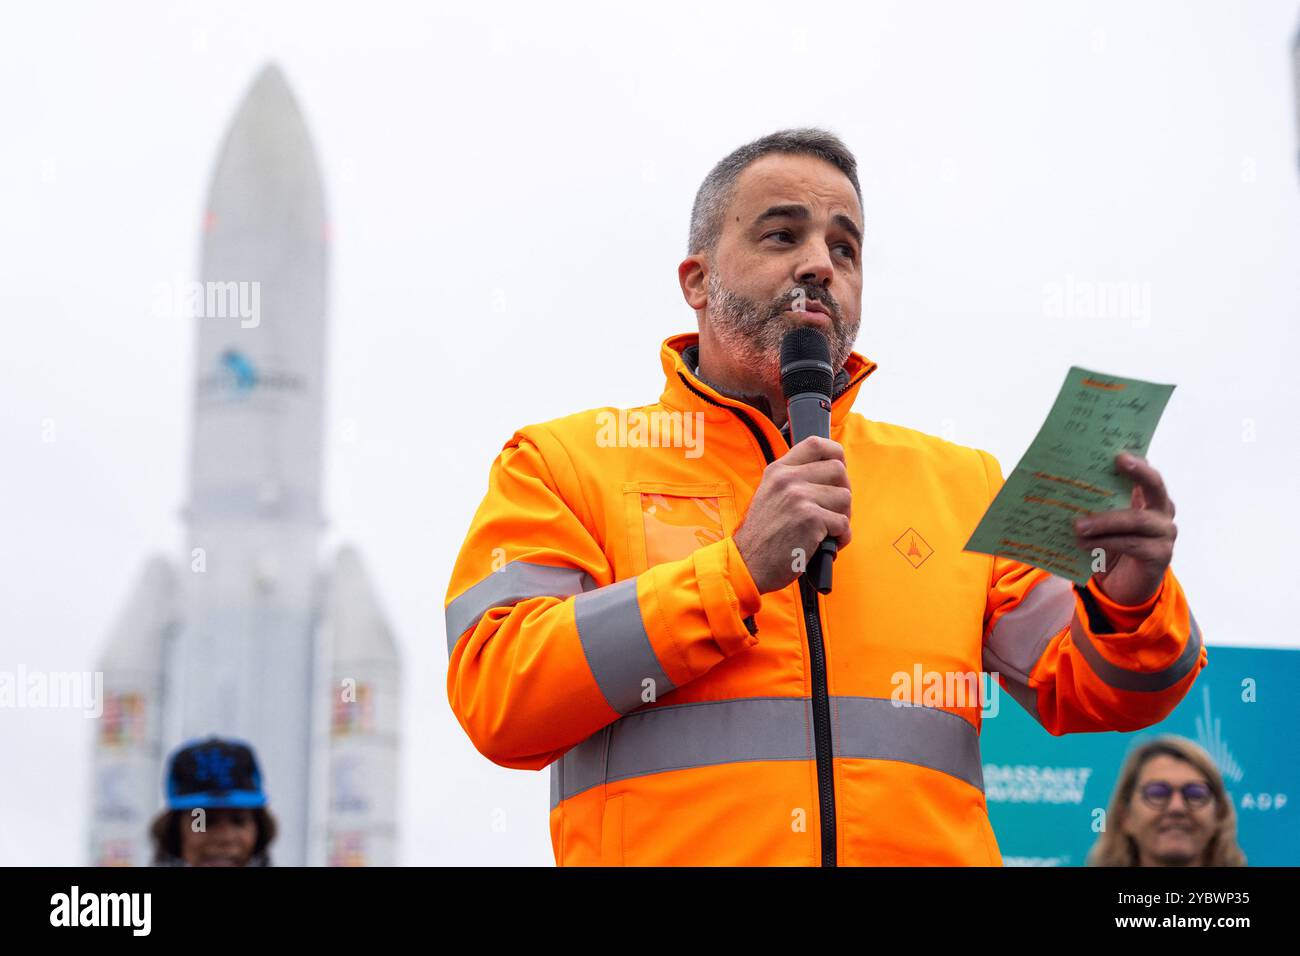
left=164, top=736, right=268, bottom=810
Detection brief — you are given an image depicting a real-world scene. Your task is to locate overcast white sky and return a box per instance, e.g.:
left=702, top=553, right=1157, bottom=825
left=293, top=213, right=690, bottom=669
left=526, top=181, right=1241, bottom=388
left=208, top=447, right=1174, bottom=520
left=2, top=0, right=1298, bottom=866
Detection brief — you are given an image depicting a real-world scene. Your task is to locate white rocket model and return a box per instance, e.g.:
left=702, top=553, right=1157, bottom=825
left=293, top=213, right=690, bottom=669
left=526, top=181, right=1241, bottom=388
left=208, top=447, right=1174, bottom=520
left=89, top=64, right=400, bottom=867
left=1293, top=23, right=1300, bottom=181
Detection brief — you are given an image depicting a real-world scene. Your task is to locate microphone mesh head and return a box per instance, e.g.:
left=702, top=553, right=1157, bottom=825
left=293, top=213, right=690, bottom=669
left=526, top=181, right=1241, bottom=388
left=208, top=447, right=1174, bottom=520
left=780, top=327, right=834, bottom=399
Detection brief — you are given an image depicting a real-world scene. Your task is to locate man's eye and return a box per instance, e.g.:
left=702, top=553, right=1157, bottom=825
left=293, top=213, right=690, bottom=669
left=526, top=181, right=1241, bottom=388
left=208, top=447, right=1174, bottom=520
left=766, top=232, right=856, bottom=260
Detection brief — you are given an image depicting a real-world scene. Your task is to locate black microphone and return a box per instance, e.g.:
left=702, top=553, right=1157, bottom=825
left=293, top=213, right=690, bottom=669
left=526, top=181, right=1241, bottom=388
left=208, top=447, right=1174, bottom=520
left=780, top=326, right=838, bottom=594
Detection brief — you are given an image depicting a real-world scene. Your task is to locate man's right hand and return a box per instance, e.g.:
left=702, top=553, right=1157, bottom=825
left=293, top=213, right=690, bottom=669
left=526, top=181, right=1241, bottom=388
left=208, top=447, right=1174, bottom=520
left=732, top=435, right=852, bottom=594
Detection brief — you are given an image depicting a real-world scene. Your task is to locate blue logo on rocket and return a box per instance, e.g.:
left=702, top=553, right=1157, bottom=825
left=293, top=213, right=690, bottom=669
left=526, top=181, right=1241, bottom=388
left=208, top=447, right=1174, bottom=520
left=220, top=349, right=258, bottom=395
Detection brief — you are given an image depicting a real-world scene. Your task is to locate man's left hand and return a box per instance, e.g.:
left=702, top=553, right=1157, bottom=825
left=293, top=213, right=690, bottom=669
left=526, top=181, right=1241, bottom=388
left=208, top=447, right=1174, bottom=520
left=1073, top=452, right=1176, bottom=606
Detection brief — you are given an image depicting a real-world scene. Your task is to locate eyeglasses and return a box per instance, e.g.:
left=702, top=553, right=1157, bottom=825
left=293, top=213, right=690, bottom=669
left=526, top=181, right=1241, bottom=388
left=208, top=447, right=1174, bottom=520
left=1139, top=780, right=1214, bottom=810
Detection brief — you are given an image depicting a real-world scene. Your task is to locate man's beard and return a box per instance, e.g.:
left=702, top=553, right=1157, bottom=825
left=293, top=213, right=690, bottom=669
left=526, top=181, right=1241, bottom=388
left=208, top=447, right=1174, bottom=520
left=705, top=271, right=858, bottom=389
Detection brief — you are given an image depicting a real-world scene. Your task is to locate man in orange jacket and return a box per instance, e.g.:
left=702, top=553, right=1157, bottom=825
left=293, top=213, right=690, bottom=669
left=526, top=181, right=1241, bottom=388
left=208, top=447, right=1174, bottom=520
left=445, top=128, right=1205, bottom=866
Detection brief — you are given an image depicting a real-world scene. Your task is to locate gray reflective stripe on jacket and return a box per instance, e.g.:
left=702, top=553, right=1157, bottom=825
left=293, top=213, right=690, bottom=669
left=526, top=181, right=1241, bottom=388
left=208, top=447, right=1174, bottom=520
left=1068, top=607, right=1204, bottom=692
left=573, top=578, right=676, bottom=715
left=446, top=564, right=671, bottom=715
left=549, top=695, right=984, bottom=809
left=982, top=575, right=1203, bottom=726
left=445, top=561, right=596, bottom=655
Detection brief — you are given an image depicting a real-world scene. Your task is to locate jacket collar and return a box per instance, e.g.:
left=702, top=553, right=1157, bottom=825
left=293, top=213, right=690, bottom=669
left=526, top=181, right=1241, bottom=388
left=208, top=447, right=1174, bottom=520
left=660, top=332, right=878, bottom=442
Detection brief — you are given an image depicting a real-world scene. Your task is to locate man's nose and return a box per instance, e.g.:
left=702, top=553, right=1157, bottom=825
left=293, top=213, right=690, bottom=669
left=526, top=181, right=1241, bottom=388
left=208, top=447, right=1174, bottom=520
left=796, top=244, right=835, bottom=289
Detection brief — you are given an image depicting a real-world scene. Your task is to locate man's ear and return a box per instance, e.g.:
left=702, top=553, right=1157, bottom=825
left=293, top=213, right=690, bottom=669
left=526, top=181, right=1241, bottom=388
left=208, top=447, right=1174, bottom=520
left=678, top=255, right=709, bottom=311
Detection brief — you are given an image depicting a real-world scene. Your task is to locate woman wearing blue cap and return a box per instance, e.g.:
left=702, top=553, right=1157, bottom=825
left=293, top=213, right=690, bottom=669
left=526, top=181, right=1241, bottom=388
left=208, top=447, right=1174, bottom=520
left=149, top=736, right=279, bottom=866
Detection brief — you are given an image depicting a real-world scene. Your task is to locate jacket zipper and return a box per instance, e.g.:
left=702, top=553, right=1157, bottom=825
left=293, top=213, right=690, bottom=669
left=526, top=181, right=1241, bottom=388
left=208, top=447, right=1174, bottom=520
left=678, top=372, right=838, bottom=867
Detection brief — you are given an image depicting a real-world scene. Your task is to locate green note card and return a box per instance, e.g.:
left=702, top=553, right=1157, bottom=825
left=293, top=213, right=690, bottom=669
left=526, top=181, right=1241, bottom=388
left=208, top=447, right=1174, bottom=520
left=963, top=366, right=1176, bottom=585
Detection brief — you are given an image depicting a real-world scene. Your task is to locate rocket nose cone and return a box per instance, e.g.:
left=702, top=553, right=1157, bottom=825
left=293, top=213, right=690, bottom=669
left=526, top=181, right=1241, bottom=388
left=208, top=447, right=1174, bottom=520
left=203, top=63, right=327, bottom=241
left=251, top=61, right=291, bottom=97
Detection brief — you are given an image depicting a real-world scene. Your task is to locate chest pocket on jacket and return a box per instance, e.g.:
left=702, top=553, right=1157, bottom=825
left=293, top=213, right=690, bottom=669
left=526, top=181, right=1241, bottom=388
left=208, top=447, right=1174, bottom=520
left=622, top=480, right=739, bottom=576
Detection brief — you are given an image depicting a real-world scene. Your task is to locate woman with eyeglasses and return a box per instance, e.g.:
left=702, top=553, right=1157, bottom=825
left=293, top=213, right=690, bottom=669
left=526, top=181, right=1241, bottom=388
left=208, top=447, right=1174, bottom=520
left=1087, top=735, right=1246, bottom=866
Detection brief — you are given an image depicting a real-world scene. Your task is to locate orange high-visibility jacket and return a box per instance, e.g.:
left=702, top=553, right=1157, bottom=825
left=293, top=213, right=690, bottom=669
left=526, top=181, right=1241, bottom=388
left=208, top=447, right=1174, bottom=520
left=445, top=332, right=1207, bottom=866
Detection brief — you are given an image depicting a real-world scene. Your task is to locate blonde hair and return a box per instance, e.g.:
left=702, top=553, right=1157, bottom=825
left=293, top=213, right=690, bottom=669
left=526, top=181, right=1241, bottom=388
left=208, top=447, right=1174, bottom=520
left=1086, top=734, right=1246, bottom=867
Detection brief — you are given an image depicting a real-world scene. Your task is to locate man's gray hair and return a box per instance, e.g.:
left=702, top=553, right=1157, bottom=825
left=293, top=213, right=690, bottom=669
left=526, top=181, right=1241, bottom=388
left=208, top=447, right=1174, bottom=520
left=687, top=127, right=862, bottom=257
